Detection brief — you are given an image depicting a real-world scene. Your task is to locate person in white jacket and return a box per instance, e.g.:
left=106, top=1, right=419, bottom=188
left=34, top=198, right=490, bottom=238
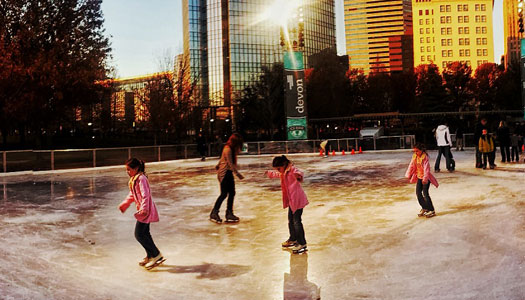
left=434, top=123, right=454, bottom=172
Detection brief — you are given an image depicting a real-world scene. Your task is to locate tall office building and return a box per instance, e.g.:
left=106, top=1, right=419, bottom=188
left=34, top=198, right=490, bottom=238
left=344, top=0, right=414, bottom=74
left=503, top=0, right=521, bottom=68
left=412, top=0, right=494, bottom=71
left=183, top=0, right=336, bottom=112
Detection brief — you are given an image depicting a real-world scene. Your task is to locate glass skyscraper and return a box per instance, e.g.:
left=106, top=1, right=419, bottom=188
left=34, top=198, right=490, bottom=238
left=183, top=0, right=336, bottom=111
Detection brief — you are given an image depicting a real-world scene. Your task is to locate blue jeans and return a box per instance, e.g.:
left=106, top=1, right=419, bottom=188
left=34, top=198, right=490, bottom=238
left=435, top=145, right=452, bottom=171
left=288, top=208, right=306, bottom=245
left=416, top=179, right=434, bottom=211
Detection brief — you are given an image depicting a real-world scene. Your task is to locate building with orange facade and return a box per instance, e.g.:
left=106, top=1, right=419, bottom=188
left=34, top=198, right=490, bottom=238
left=412, top=0, right=494, bottom=71
left=503, top=0, right=522, bottom=68
left=344, top=0, right=414, bottom=74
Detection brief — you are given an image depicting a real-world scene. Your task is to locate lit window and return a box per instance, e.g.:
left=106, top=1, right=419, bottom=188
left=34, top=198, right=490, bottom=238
left=422, top=56, right=425, bottom=62
left=464, top=16, right=469, bottom=23
left=441, top=39, right=447, bottom=46
left=448, top=39, right=452, bottom=46
left=446, top=5, right=451, bottom=12
left=420, top=28, right=424, bottom=34
left=427, top=46, right=431, bottom=52
left=427, top=37, right=431, bottom=43
left=481, top=4, right=486, bottom=11
left=475, top=4, right=480, bottom=11
left=466, top=50, right=470, bottom=56
left=457, top=4, right=462, bottom=11
left=420, top=37, right=425, bottom=43
left=465, top=38, right=470, bottom=45
left=463, top=4, right=468, bottom=11
left=421, top=46, right=425, bottom=52
left=442, top=50, right=447, bottom=57
left=459, top=38, right=464, bottom=45
left=440, top=5, right=445, bottom=12
left=448, top=50, right=453, bottom=57
left=458, top=16, right=463, bottom=23
left=419, top=19, right=423, bottom=25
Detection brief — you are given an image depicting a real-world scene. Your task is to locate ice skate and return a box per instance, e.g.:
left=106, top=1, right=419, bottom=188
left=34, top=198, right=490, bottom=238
left=282, top=239, right=297, bottom=248
left=138, top=256, right=149, bottom=267
left=417, top=209, right=428, bottom=217
left=145, top=253, right=165, bottom=270
left=292, top=244, right=307, bottom=254
left=225, top=210, right=239, bottom=223
left=424, top=211, right=436, bottom=218
left=209, top=209, right=222, bottom=223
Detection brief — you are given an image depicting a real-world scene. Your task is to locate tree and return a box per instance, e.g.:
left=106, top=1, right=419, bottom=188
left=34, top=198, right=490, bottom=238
left=494, top=62, right=521, bottom=110
left=0, top=0, right=111, bottom=148
left=306, top=50, right=350, bottom=118
left=414, top=64, right=447, bottom=112
left=442, top=62, right=472, bottom=111
left=470, top=63, right=502, bottom=111
left=238, top=63, right=285, bottom=140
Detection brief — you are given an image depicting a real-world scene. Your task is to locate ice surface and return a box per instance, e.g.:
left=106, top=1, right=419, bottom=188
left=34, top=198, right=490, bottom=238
left=0, top=150, right=524, bottom=299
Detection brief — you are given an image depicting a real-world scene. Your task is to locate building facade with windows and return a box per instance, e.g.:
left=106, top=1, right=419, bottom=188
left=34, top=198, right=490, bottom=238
left=412, top=0, right=494, bottom=71
left=183, top=0, right=336, bottom=115
left=503, top=0, right=521, bottom=68
left=344, top=0, right=413, bottom=74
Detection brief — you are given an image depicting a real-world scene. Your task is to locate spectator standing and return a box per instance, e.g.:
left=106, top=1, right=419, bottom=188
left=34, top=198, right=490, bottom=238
left=474, top=118, right=488, bottom=168
left=496, top=121, right=511, bottom=163
left=455, top=124, right=464, bottom=151
left=434, top=123, right=453, bottom=172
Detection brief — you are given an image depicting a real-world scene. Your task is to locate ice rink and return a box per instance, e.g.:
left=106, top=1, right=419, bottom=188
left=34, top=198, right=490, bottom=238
left=1, top=150, right=524, bottom=300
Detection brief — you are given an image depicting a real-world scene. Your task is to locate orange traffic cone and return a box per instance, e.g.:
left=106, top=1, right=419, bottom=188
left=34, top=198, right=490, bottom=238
left=332, top=150, right=336, bottom=156
left=319, top=149, right=324, bottom=156
left=358, top=147, right=363, bottom=154
left=342, top=150, right=345, bottom=155
left=351, top=148, right=355, bottom=155
left=522, top=144, right=525, bottom=152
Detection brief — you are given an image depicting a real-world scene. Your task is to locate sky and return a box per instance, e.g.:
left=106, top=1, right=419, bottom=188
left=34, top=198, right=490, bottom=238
left=102, top=0, right=505, bottom=78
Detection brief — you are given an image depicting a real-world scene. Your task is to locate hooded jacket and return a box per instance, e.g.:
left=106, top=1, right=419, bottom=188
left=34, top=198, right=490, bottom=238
left=435, top=125, right=452, bottom=147
left=119, top=173, right=159, bottom=223
left=405, top=153, right=439, bottom=188
left=266, top=164, right=308, bottom=213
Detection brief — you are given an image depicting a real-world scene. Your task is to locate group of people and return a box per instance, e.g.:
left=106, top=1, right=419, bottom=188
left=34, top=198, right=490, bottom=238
left=475, top=118, right=524, bottom=169
left=118, top=133, right=310, bottom=270
left=117, top=118, right=525, bottom=270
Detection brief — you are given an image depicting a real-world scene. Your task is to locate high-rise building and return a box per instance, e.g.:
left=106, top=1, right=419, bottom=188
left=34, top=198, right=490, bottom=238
left=344, top=0, right=414, bottom=74
left=503, top=0, right=521, bottom=68
left=412, top=0, right=494, bottom=71
left=183, top=0, right=336, bottom=112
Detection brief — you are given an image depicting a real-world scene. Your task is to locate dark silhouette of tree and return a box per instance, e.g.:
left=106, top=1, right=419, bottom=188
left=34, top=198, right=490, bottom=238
left=0, top=0, right=111, bottom=148
left=390, top=71, right=417, bottom=113
left=494, top=62, right=521, bottom=110
left=414, top=64, right=447, bottom=112
left=306, top=50, right=350, bottom=118
left=470, top=63, right=502, bottom=111
left=442, top=62, right=472, bottom=111
left=238, top=63, right=285, bottom=140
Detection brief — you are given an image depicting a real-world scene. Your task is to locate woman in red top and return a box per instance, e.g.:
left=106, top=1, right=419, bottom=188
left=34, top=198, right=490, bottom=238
left=405, top=143, right=439, bottom=218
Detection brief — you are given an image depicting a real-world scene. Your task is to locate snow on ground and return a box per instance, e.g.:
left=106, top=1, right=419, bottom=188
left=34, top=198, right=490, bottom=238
left=0, top=150, right=524, bottom=299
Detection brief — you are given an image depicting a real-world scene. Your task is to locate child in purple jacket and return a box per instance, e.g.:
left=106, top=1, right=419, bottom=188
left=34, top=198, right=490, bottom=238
left=265, top=155, right=309, bottom=254
left=119, top=158, right=164, bottom=269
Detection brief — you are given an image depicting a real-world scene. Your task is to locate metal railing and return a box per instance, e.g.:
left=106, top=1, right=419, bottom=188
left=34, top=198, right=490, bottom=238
left=1, top=135, right=415, bottom=173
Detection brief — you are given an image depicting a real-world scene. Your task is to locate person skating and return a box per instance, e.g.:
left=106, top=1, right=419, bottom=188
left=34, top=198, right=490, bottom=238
left=119, top=158, right=164, bottom=270
left=479, top=129, right=496, bottom=169
left=455, top=124, right=464, bottom=151
left=510, top=132, right=520, bottom=163
left=210, top=133, right=244, bottom=223
left=496, top=121, right=511, bottom=163
left=434, top=122, right=453, bottom=172
left=405, top=143, right=439, bottom=218
left=196, top=132, right=207, bottom=161
left=264, top=155, right=309, bottom=254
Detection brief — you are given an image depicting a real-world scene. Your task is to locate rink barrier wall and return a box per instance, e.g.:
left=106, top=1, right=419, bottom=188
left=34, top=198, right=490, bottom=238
left=3, top=133, right=477, bottom=173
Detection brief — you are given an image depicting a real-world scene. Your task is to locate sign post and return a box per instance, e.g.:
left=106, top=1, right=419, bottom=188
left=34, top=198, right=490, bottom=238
left=521, top=39, right=525, bottom=120
left=284, top=51, right=308, bottom=140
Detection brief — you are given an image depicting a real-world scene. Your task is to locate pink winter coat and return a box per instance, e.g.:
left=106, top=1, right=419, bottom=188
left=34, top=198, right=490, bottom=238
left=119, top=174, right=159, bottom=223
left=405, top=153, right=439, bottom=188
left=266, top=164, right=309, bottom=213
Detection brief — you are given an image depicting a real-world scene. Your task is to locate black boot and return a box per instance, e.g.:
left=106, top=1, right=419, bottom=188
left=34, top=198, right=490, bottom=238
left=209, top=209, right=222, bottom=223
left=225, top=210, right=239, bottom=223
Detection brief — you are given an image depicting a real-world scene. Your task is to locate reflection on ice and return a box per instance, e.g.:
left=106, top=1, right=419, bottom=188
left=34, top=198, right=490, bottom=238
left=149, top=262, right=252, bottom=279
left=0, top=151, right=524, bottom=299
left=284, top=253, right=321, bottom=300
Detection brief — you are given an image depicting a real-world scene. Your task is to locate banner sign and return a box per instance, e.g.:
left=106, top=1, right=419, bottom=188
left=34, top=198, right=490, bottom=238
left=284, top=51, right=308, bottom=140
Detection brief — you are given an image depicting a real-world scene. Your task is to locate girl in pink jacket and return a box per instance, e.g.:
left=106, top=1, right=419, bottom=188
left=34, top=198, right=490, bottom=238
left=265, top=155, right=309, bottom=254
left=405, top=143, right=439, bottom=218
left=119, top=158, right=164, bottom=269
